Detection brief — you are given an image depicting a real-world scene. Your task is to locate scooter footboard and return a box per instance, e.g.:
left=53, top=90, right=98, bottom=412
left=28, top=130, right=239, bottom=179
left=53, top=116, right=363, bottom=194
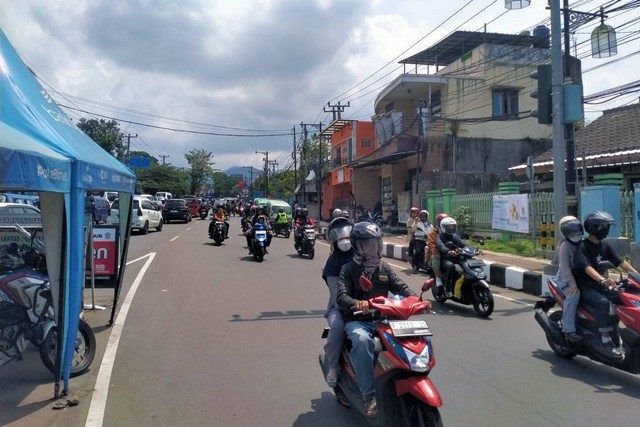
left=395, top=376, right=442, bottom=408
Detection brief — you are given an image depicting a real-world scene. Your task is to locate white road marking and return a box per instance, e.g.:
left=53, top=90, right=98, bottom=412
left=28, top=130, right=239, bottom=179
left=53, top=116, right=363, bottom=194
left=170, top=235, right=180, bottom=242
left=85, top=252, right=156, bottom=427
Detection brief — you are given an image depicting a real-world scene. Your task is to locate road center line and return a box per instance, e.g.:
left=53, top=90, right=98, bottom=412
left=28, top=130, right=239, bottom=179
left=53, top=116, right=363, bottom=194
left=85, top=252, right=156, bottom=427
left=170, top=235, right=180, bottom=242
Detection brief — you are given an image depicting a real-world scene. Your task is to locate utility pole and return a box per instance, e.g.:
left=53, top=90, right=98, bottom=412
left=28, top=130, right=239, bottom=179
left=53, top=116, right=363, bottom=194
left=159, top=154, right=170, bottom=165
left=269, top=160, right=278, bottom=175
left=300, top=122, right=322, bottom=216
left=324, top=101, right=350, bottom=120
left=256, top=150, right=269, bottom=197
left=121, top=133, right=137, bottom=166
left=242, top=166, right=254, bottom=198
left=292, top=126, right=297, bottom=195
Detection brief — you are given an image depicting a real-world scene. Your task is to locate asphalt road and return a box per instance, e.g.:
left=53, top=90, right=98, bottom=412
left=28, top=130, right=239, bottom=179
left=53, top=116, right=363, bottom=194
left=2, top=216, right=639, bottom=427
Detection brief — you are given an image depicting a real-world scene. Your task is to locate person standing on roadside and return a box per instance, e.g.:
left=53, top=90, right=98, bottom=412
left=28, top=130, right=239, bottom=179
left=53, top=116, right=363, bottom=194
left=406, top=207, right=420, bottom=259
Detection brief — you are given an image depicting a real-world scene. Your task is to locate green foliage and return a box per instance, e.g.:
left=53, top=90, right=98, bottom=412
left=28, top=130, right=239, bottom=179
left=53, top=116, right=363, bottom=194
left=465, top=237, right=536, bottom=257
left=450, top=206, right=472, bottom=234
left=136, top=164, right=189, bottom=195
left=76, top=118, right=126, bottom=160
left=185, top=148, right=215, bottom=194
left=212, top=171, right=236, bottom=196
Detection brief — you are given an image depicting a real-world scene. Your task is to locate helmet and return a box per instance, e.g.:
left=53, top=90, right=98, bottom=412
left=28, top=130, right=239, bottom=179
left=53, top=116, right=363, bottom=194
left=332, top=208, right=345, bottom=219
left=583, top=211, right=615, bottom=240
left=435, top=213, right=448, bottom=228
left=256, top=205, right=265, bottom=212
left=559, top=215, right=583, bottom=243
left=350, top=221, right=383, bottom=259
left=295, top=207, right=303, bottom=217
left=327, top=217, right=354, bottom=252
left=278, top=207, right=284, bottom=213
left=440, top=217, right=457, bottom=235
left=419, top=210, right=429, bottom=220
left=301, top=208, right=308, bottom=217
left=410, top=207, right=420, bottom=216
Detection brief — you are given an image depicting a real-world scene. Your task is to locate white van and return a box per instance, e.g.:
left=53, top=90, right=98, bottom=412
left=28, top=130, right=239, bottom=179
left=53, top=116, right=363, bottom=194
left=155, top=192, right=172, bottom=202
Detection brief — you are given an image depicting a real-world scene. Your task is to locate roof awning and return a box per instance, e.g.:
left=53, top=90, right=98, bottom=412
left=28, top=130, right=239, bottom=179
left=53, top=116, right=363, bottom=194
left=352, top=150, right=416, bottom=169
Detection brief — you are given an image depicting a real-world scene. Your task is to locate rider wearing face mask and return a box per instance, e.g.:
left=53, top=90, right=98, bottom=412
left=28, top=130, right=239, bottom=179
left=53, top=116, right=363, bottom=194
left=321, top=217, right=354, bottom=394
left=336, top=222, right=419, bottom=418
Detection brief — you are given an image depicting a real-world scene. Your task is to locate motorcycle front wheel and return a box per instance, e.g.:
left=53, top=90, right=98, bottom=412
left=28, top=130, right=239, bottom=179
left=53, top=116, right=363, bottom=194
left=40, top=318, right=96, bottom=377
left=404, top=396, right=443, bottom=427
left=472, top=286, right=494, bottom=317
left=308, top=246, right=315, bottom=260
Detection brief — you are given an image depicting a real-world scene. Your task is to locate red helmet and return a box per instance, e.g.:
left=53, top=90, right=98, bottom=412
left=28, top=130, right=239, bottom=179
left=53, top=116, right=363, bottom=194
left=410, top=207, right=420, bottom=215
left=435, top=213, right=448, bottom=228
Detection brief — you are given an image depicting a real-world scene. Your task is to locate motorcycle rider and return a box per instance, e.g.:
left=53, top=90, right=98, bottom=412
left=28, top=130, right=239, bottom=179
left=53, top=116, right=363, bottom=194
left=411, top=210, right=432, bottom=270
left=336, top=221, right=420, bottom=418
left=554, top=216, right=584, bottom=343
left=426, top=213, right=448, bottom=290
left=294, top=207, right=316, bottom=251
left=572, top=211, right=637, bottom=358
left=406, top=207, right=420, bottom=259
left=209, top=205, right=229, bottom=239
left=436, top=217, right=468, bottom=297
left=321, top=216, right=354, bottom=393
left=274, top=207, right=289, bottom=234
left=246, top=206, right=272, bottom=254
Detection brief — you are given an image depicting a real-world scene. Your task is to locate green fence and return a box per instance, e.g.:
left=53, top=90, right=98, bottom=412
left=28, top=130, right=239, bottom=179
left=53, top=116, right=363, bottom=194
left=447, top=190, right=635, bottom=243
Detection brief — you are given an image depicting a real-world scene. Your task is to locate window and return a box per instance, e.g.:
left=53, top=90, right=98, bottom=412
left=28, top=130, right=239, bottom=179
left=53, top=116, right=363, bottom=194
left=361, top=139, right=371, bottom=148
left=492, top=89, right=519, bottom=119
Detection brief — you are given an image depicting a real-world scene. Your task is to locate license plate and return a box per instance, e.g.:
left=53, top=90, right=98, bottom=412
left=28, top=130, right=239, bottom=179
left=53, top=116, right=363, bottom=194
left=256, top=231, right=267, bottom=236
left=388, top=320, right=432, bottom=337
left=171, top=210, right=178, bottom=213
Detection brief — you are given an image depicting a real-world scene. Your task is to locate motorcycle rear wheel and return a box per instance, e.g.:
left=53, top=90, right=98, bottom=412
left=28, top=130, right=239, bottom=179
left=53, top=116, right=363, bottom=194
left=404, top=396, right=443, bottom=427
left=308, top=246, right=315, bottom=260
left=40, top=319, right=96, bottom=377
left=472, top=286, right=494, bottom=317
left=546, top=311, right=577, bottom=358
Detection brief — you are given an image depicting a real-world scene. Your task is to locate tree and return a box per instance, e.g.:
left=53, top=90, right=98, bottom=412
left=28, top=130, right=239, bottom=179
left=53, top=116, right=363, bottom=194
left=136, top=164, right=189, bottom=196
left=184, top=148, right=215, bottom=195
left=76, top=118, right=126, bottom=160
left=298, top=134, right=331, bottom=185
left=212, top=171, right=236, bottom=197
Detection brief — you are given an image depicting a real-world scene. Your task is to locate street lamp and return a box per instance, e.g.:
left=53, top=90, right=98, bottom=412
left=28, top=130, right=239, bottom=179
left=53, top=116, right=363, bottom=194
left=504, top=0, right=530, bottom=9
left=591, top=17, right=617, bottom=58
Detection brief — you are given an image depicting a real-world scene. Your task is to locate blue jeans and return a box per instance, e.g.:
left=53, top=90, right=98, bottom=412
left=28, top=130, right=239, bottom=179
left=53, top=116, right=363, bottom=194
left=579, top=287, right=621, bottom=333
left=554, top=278, right=579, bottom=333
left=324, top=277, right=345, bottom=371
left=344, top=320, right=380, bottom=397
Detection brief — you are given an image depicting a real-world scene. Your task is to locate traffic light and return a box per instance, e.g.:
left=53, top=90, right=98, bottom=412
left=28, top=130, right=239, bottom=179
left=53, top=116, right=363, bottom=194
left=529, top=64, right=552, bottom=125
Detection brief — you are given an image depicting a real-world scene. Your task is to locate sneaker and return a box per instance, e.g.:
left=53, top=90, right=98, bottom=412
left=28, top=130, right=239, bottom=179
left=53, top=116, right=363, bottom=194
left=361, top=394, right=377, bottom=418
left=325, top=368, right=338, bottom=388
left=603, top=341, right=624, bottom=359
left=564, top=332, right=581, bottom=343
left=435, top=277, right=443, bottom=288
left=264, top=248, right=269, bottom=254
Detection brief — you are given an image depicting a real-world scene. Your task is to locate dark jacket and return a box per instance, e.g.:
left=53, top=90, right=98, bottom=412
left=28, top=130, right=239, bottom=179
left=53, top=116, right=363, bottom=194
left=337, top=259, right=416, bottom=321
left=572, top=239, right=623, bottom=290
left=435, top=233, right=467, bottom=260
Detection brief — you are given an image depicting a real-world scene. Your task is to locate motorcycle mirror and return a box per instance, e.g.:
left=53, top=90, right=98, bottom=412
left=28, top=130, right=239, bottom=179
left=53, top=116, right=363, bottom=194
left=421, top=279, right=434, bottom=292
left=359, top=275, right=373, bottom=292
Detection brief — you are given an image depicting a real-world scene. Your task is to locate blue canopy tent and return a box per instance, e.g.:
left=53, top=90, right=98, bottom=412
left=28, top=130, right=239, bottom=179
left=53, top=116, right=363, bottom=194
left=1, top=30, right=136, bottom=396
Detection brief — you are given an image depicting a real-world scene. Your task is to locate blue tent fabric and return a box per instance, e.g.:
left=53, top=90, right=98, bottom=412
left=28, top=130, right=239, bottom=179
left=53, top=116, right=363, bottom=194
left=1, top=29, right=136, bottom=393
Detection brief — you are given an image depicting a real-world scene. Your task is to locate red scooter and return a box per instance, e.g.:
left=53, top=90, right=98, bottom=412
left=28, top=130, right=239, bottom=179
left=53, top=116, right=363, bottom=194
left=319, top=294, right=443, bottom=427
left=534, top=264, right=640, bottom=373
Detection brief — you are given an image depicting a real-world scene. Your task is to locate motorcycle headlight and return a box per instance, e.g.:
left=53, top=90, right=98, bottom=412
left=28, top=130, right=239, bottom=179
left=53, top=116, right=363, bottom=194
left=402, top=345, right=431, bottom=373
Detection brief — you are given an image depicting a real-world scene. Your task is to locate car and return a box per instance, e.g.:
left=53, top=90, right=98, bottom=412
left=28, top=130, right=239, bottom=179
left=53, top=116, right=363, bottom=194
left=162, top=199, right=192, bottom=223
left=110, top=197, right=163, bottom=234
left=85, top=195, right=111, bottom=224
left=102, top=191, right=118, bottom=203
left=0, top=202, right=42, bottom=228
left=182, top=195, right=200, bottom=217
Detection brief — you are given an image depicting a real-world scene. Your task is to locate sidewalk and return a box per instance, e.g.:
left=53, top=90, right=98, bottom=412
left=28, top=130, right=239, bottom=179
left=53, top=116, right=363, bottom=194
left=319, top=223, right=553, bottom=297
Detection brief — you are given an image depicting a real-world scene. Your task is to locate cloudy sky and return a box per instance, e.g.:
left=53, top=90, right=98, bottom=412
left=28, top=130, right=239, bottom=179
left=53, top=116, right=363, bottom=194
left=2, top=0, right=638, bottom=171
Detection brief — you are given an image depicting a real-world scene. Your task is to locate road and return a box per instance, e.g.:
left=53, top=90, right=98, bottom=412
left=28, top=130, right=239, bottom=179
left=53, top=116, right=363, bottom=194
left=2, top=216, right=639, bottom=427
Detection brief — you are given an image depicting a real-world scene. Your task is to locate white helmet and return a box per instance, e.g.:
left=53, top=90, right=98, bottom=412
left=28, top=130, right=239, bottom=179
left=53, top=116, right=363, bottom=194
left=440, top=217, right=457, bottom=235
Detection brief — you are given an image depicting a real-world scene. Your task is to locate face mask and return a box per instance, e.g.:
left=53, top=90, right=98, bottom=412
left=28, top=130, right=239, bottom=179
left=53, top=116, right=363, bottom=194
left=336, top=238, right=351, bottom=252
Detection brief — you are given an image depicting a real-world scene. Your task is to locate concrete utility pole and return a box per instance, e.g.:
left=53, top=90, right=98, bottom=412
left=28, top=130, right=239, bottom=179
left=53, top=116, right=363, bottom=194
left=324, top=101, right=350, bottom=120
left=159, top=154, right=170, bottom=165
left=256, top=150, right=269, bottom=197
left=121, top=133, right=137, bottom=166
left=242, top=166, right=254, bottom=197
left=292, top=126, right=297, bottom=194
left=299, top=122, right=323, bottom=217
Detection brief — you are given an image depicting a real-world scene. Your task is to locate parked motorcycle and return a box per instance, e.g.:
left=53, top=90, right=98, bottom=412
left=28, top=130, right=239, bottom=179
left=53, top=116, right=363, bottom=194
left=209, top=220, right=226, bottom=245
left=534, top=264, right=640, bottom=374
left=272, top=221, right=291, bottom=238
left=297, top=224, right=316, bottom=259
left=355, top=206, right=386, bottom=227
left=250, top=222, right=269, bottom=262
left=422, top=245, right=494, bottom=317
left=319, top=294, right=442, bottom=426
left=0, top=235, right=96, bottom=376
left=199, top=206, right=209, bottom=220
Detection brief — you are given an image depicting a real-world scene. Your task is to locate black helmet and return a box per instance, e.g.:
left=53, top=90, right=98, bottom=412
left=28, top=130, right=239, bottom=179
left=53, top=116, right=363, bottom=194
left=350, top=221, right=383, bottom=259
left=559, top=216, right=583, bottom=243
left=278, top=207, right=284, bottom=213
left=327, top=217, right=353, bottom=252
left=295, top=207, right=302, bottom=216
left=301, top=208, right=308, bottom=216
left=583, top=211, right=615, bottom=240
left=257, top=205, right=265, bottom=212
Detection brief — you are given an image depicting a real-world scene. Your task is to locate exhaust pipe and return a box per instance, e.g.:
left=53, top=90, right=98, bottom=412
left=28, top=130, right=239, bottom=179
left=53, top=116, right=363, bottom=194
left=534, top=308, right=564, bottom=347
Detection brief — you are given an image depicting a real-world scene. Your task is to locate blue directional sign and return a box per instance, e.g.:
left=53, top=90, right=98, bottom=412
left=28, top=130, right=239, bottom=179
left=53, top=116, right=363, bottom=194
left=129, top=157, right=151, bottom=168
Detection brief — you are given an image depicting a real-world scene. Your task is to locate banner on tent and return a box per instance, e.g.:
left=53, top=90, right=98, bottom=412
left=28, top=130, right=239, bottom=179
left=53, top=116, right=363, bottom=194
left=85, top=225, right=119, bottom=288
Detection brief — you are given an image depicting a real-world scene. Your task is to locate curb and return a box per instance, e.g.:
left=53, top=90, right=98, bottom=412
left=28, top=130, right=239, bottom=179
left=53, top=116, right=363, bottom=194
left=320, top=226, right=548, bottom=297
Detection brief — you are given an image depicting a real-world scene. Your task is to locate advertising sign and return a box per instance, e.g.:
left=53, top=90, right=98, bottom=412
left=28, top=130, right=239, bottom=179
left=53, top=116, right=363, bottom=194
left=491, top=194, right=530, bottom=233
left=85, top=226, right=119, bottom=287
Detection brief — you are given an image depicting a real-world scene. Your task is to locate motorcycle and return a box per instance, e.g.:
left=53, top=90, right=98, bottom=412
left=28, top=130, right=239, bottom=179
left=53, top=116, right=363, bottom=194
left=199, top=206, right=209, bottom=220
left=297, top=224, right=316, bottom=259
left=209, top=220, right=226, bottom=245
left=534, top=263, right=640, bottom=374
left=422, top=245, right=494, bottom=317
left=319, top=294, right=442, bottom=427
left=355, top=206, right=386, bottom=227
left=272, top=221, right=291, bottom=238
left=250, top=222, right=269, bottom=262
left=0, top=228, right=96, bottom=376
